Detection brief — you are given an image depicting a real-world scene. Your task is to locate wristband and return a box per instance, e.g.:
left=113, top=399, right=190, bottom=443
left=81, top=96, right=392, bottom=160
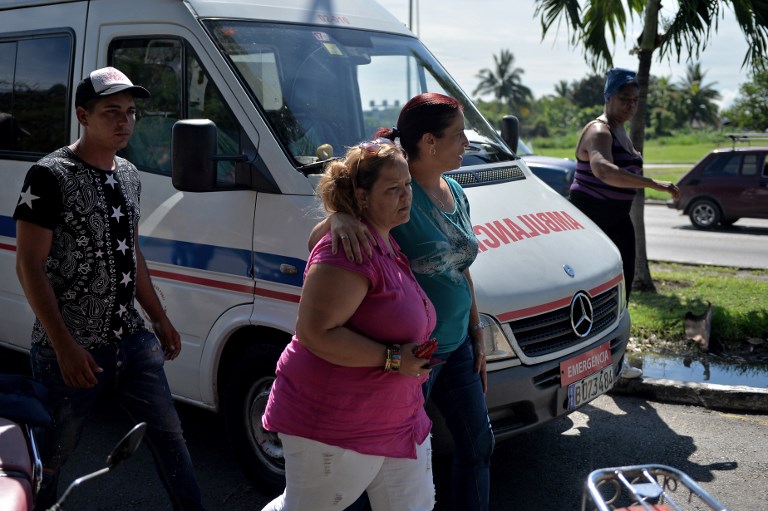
left=384, top=344, right=402, bottom=372
left=469, top=321, right=487, bottom=332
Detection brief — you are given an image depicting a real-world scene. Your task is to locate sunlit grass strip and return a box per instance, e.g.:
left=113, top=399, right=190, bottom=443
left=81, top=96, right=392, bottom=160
left=630, top=263, right=768, bottom=346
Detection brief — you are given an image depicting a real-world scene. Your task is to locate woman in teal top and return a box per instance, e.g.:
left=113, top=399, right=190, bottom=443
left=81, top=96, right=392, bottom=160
left=393, top=176, right=478, bottom=356
left=311, top=93, right=493, bottom=511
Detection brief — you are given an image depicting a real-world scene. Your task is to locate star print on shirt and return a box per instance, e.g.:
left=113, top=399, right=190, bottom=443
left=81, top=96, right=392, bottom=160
left=17, top=187, right=40, bottom=209
left=104, top=173, right=118, bottom=188
left=116, top=239, right=129, bottom=255
left=113, top=327, right=123, bottom=339
left=111, top=206, right=124, bottom=221
left=95, top=249, right=104, bottom=258
left=120, top=272, right=132, bottom=287
left=117, top=304, right=127, bottom=317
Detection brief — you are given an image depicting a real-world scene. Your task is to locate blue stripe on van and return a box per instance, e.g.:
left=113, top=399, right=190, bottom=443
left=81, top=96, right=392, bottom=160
left=0, top=214, right=306, bottom=287
left=0, top=216, right=15, bottom=238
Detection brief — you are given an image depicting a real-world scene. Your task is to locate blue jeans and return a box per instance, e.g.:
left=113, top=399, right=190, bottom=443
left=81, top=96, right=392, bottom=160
left=423, top=336, right=494, bottom=511
left=30, top=330, right=204, bottom=511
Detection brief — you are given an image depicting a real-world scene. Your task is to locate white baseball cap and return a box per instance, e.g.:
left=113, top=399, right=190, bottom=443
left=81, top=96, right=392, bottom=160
left=75, top=66, right=150, bottom=108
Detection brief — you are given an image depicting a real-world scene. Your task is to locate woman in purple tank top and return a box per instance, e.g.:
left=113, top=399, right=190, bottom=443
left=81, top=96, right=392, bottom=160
left=570, top=68, right=680, bottom=379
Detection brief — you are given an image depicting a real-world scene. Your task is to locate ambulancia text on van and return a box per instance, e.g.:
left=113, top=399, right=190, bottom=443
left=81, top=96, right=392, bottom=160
left=0, top=0, right=630, bottom=492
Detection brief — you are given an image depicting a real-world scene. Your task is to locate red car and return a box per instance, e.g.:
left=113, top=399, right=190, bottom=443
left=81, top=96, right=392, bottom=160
left=668, top=143, right=768, bottom=229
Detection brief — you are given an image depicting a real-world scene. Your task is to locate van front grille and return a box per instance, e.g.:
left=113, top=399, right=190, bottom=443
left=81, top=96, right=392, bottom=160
left=508, top=287, right=619, bottom=358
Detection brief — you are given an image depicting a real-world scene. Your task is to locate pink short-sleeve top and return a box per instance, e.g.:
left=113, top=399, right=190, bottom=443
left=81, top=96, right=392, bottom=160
left=262, top=231, right=436, bottom=458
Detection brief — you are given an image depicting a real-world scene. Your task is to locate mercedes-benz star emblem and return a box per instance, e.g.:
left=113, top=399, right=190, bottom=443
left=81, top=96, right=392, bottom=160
left=570, top=292, right=594, bottom=338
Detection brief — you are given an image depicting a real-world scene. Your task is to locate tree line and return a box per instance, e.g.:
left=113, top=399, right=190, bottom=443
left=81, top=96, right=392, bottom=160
left=472, top=49, right=768, bottom=142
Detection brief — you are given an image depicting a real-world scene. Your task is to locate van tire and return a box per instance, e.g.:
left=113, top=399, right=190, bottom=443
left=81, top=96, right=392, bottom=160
left=688, top=199, right=721, bottom=229
left=222, top=344, right=285, bottom=495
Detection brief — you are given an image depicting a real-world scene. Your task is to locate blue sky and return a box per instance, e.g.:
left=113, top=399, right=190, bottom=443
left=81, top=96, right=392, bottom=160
left=381, top=1, right=751, bottom=109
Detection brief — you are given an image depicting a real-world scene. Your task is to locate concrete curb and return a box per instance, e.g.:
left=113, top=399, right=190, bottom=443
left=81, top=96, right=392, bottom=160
left=609, top=377, right=768, bottom=413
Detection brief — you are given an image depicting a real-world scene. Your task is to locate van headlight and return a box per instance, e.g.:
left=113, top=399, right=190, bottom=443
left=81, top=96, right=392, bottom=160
left=479, top=313, right=519, bottom=362
left=618, top=277, right=627, bottom=314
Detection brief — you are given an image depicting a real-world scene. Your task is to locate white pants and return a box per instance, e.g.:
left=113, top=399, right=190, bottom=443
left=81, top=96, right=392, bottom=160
left=261, top=433, right=435, bottom=511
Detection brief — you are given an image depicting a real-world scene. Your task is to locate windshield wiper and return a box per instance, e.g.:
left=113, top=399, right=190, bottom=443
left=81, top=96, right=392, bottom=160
left=297, top=157, right=341, bottom=174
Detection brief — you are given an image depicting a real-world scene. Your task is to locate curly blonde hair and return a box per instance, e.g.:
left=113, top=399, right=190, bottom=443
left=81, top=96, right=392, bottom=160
left=317, top=141, right=405, bottom=217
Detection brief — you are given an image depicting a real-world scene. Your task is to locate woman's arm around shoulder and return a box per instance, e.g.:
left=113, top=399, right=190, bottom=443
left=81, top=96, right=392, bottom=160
left=307, top=213, right=376, bottom=263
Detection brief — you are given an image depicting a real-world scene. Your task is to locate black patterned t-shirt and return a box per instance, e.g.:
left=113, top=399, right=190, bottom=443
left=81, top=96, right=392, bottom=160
left=13, top=147, right=146, bottom=349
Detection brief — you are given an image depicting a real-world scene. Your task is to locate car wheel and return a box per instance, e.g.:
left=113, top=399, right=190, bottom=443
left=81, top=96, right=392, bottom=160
left=688, top=199, right=721, bottom=229
left=222, top=344, right=285, bottom=495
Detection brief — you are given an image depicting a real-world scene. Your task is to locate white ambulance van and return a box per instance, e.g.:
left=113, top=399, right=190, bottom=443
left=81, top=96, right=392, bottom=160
left=0, top=0, right=630, bottom=491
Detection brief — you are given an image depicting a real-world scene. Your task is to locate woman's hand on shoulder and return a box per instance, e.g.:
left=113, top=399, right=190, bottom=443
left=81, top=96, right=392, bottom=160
left=329, top=212, right=377, bottom=263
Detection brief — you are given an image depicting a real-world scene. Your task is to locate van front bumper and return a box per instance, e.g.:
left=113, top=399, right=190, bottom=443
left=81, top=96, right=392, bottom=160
left=485, top=310, right=630, bottom=441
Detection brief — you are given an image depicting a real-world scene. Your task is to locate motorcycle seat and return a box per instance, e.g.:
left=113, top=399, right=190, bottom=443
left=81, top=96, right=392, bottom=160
left=0, top=417, right=32, bottom=511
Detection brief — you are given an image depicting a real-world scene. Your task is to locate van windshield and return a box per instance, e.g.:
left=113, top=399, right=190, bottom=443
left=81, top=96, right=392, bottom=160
left=204, top=20, right=515, bottom=171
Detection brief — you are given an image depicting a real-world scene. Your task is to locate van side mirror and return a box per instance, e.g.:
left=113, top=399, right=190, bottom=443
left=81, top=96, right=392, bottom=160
left=172, top=119, right=278, bottom=193
left=501, top=115, right=519, bottom=154
left=172, top=120, right=218, bottom=192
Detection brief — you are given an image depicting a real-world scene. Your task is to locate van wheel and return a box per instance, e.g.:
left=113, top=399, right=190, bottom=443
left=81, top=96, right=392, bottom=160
left=222, top=344, right=285, bottom=495
left=688, top=199, right=721, bottom=229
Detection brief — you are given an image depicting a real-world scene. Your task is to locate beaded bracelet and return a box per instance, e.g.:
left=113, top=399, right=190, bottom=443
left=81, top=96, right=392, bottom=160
left=384, top=344, right=402, bottom=372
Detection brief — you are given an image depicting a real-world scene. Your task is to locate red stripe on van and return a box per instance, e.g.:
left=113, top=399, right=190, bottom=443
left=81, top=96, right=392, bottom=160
left=149, top=269, right=300, bottom=303
left=497, top=274, right=624, bottom=322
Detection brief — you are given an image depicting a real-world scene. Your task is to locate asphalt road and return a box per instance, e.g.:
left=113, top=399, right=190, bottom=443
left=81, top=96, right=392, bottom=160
left=48, top=392, right=768, bottom=511
left=645, top=203, right=768, bottom=270
left=7, top=345, right=766, bottom=511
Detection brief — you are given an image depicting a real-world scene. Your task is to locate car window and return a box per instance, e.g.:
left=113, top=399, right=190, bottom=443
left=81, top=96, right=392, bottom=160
left=742, top=154, right=759, bottom=176
left=702, top=154, right=741, bottom=177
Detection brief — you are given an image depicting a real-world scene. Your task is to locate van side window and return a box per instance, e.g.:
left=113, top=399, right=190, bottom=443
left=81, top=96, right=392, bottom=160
left=0, top=34, right=70, bottom=154
left=111, top=38, right=240, bottom=186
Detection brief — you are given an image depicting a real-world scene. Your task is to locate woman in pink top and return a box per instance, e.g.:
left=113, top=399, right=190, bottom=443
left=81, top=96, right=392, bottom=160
left=261, top=140, right=437, bottom=511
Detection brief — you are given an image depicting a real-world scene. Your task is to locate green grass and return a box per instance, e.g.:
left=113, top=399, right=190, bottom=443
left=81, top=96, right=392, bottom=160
left=538, top=141, right=721, bottom=164
left=630, top=263, right=768, bottom=349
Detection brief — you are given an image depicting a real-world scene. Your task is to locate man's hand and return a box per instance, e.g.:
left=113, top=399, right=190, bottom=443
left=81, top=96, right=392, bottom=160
left=154, top=317, right=181, bottom=360
left=55, top=340, right=102, bottom=388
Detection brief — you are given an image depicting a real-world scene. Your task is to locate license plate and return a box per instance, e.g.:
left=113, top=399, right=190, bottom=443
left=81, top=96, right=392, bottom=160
left=567, top=365, right=614, bottom=410
left=560, top=342, right=612, bottom=387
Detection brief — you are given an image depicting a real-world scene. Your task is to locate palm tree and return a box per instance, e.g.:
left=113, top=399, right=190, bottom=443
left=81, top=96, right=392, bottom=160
left=646, top=75, right=681, bottom=136
left=678, top=63, right=721, bottom=127
left=554, top=80, right=571, bottom=99
left=473, top=49, right=533, bottom=110
left=534, top=0, right=768, bottom=292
